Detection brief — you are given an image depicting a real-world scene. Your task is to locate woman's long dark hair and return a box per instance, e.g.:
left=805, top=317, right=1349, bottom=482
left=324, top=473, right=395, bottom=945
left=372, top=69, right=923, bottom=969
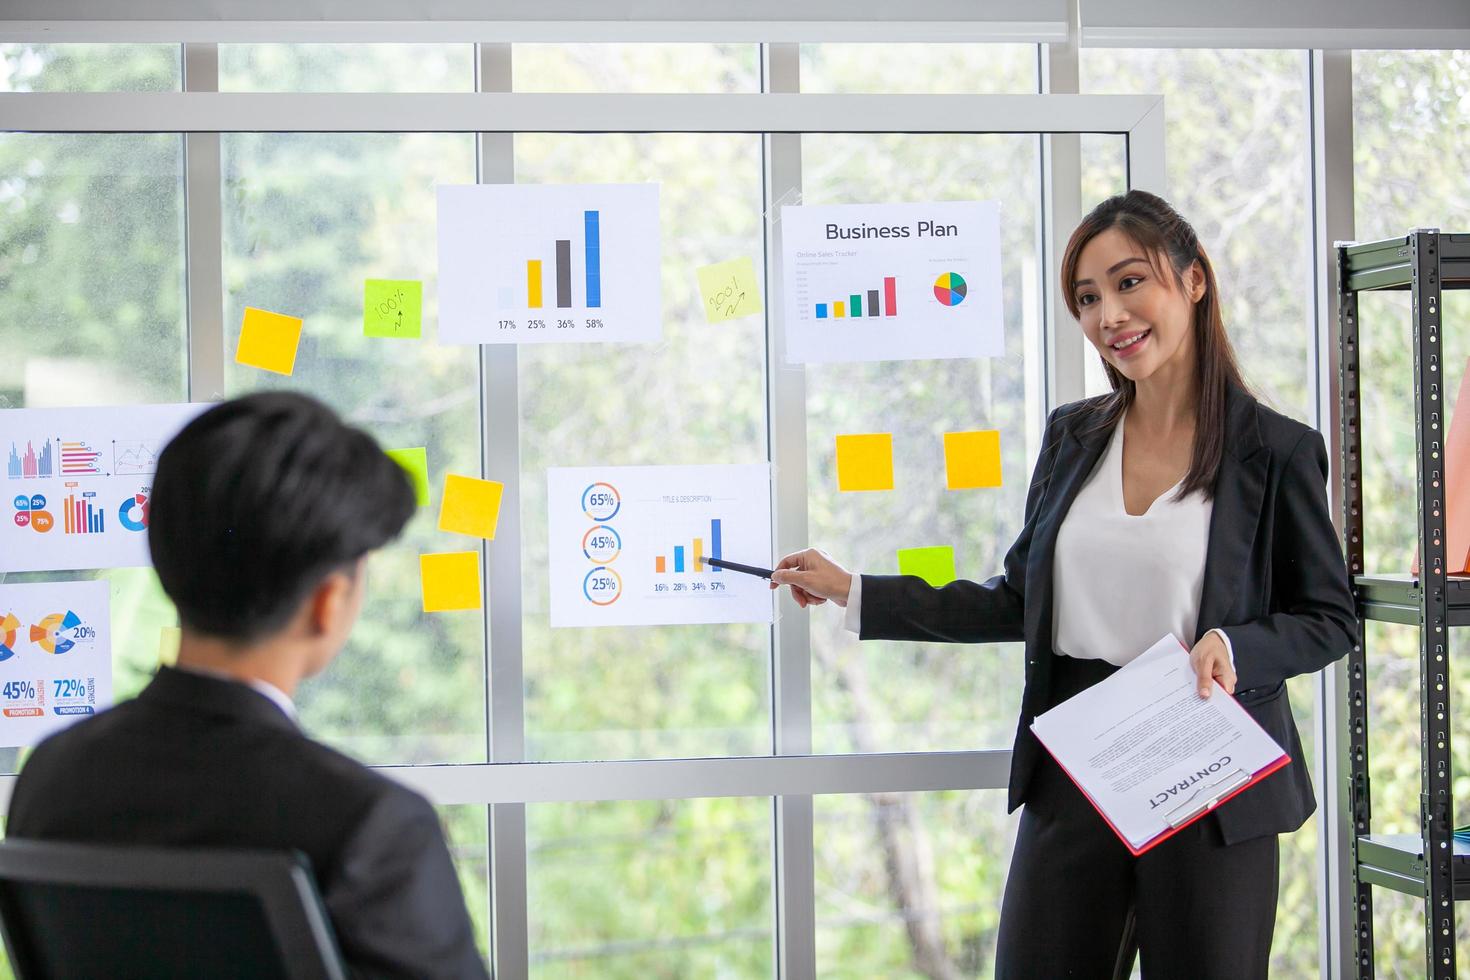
left=1059, top=190, right=1247, bottom=501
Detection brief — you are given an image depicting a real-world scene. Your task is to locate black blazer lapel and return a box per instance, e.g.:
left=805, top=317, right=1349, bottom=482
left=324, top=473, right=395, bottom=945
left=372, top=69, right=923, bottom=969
left=1024, top=420, right=1111, bottom=660
left=1194, top=388, right=1270, bottom=641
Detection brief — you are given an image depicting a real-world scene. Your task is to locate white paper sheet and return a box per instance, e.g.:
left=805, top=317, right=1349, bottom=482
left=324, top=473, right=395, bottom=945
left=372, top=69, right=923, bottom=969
left=547, top=464, right=774, bottom=628
left=779, top=200, right=1004, bottom=364
left=437, top=183, right=662, bottom=346
left=1030, top=635, right=1288, bottom=852
left=2, top=402, right=207, bottom=572
left=0, top=580, right=112, bottom=746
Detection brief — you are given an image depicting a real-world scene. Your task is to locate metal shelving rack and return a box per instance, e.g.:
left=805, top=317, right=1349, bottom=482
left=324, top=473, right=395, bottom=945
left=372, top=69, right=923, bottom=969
left=1340, top=230, right=1470, bottom=979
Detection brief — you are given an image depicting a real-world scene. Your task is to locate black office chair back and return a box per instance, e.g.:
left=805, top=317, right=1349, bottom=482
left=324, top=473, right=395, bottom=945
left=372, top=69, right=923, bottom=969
left=0, top=839, right=346, bottom=980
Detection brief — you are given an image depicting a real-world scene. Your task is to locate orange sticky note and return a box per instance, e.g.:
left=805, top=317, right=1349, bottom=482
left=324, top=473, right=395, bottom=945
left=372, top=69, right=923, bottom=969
left=438, top=474, right=505, bottom=540
left=835, top=433, right=894, bottom=492
left=420, top=552, right=482, bottom=612
left=236, top=306, right=303, bottom=375
left=159, top=626, right=181, bottom=667
left=944, top=430, right=1003, bottom=489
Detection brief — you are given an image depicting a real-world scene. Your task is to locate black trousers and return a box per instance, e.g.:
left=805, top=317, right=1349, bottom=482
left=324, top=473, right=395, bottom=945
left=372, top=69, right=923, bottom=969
left=994, top=655, right=1280, bottom=980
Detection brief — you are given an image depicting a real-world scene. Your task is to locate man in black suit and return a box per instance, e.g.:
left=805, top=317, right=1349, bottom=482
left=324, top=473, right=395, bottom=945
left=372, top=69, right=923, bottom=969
left=8, top=392, right=488, bottom=980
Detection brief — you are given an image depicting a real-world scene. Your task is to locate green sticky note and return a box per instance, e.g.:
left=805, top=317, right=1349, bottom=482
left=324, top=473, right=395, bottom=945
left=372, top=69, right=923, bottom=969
left=897, top=546, right=957, bottom=588
left=364, top=279, right=423, bottom=339
left=386, top=447, right=430, bottom=507
left=695, top=257, right=763, bottom=324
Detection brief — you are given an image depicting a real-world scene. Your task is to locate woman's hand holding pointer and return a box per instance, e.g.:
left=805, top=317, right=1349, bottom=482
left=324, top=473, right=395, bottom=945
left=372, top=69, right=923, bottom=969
left=769, top=548, right=853, bottom=609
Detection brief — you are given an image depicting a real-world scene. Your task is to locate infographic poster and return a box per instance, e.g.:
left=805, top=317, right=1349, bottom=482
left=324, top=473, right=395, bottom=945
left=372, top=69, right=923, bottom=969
left=780, top=200, right=1004, bottom=364
left=0, top=580, right=111, bottom=746
left=547, top=464, right=774, bottom=628
left=437, top=183, right=662, bottom=345
left=1, top=402, right=206, bottom=572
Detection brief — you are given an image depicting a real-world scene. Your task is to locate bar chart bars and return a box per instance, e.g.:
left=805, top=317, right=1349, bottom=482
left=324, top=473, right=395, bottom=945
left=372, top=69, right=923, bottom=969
left=59, top=440, right=103, bottom=476
left=815, top=277, right=897, bottom=319
left=525, top=210, right=603, bottom=311
left=7, top=441, right=53, bottom=480
left=655, top=518, right=723, bottom=574
left=62, top=491, right=104, bottom=535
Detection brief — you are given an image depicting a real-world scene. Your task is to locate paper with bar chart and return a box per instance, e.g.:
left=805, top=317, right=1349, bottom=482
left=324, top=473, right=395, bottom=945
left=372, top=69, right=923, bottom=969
left=547, top=464, right=774, bottom=628
left=437, top=183, right=661, bottom=345
left=780, top=200, right=1004, bottom=364
left=1, top=402, right=206, bottom=572
left=0, top=580, right=112, bottom=745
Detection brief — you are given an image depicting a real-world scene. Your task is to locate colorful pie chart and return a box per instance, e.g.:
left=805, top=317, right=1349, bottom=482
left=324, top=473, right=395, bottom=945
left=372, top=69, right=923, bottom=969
left=30, top=610, right=82, bottom=656
left=0, top=613, right=18, bottom=662
left=933, top=272, right=967, bottom=306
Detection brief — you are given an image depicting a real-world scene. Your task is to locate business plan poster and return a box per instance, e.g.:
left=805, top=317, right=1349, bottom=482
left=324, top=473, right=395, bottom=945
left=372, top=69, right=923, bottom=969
left=0, top=580, right=111, bottom=745
left=437, top=183, right=662, bottom=345
left=1, top=402, right=206, bottom=572
left=780, top=200, right=1004, bottom=364
left=547, top=464, right=774, bottom=628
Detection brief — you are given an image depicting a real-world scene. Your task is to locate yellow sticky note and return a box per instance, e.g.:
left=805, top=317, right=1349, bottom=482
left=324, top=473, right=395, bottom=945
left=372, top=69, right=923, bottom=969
left=695, top=257, right=764, bottom=324
left=236, top=306, right=303, bottom=375
left=364, top=279, right=423, bottom=339
left=439, top=474, right=505, bottom=540
left=944, top=430, right=1003, bottom=489
left=159, top=626, right=181, bottom=667
left=386, top=447, right=430, bottom=507
left=898, top=546, right=957, bottom=588
left=420, top=552, right=482, bottom=613
left=835, top=433, right=894, bottom=492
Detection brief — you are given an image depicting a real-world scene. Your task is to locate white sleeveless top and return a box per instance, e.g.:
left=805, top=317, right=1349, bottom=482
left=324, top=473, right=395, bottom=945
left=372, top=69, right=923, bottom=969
left=1051, top=415, right=1212, bottom=666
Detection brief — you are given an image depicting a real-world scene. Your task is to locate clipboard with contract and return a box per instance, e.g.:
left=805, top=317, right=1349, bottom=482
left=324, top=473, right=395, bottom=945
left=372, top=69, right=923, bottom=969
left=1029, top=634, right=1290, bottom=856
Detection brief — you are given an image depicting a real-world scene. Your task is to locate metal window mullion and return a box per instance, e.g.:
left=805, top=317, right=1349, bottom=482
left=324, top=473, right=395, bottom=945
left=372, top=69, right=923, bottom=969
left=1308, top=47, right=1356, bottom=980
left=475, top=41, right=528, bottom=980
left=1412, top=230, right=1454, bottom=980
left=1123, top=95, right=1166, bottom=197
left=181, top=43, right=225, bottom=402
left=1039, top=0, right=1084, bottom=415
left=762, top=41, right=815, bottom=980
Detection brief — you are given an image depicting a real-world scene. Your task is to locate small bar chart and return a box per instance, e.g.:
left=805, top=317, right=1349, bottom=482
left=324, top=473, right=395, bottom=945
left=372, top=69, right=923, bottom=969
left=7, top=441, right=53, bottom=480
left=61, top=490, right=104, bottom=535
left=815, top=277, right=898, bottom=319
left=438, top=184, right=660, bottom=345
left=654, top=518, right=723, bottom=574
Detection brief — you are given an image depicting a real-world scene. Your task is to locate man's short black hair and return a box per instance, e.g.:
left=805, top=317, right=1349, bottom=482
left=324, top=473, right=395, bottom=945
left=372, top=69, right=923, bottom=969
left=149, top=392, right=416, bottom=642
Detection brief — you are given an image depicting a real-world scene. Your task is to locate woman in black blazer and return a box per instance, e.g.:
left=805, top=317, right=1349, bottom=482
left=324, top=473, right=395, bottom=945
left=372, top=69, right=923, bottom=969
left=771, top=190, right=1356, bottom=978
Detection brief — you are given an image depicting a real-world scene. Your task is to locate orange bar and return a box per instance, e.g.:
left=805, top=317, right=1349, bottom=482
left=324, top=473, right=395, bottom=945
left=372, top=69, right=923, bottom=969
left=693, top=537, right=703, bottom=571
left=655, top=555, right=666, bottom=573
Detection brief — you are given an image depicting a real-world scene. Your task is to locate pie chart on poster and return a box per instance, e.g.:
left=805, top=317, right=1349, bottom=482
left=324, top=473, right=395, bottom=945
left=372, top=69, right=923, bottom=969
left=933, top=272, right=967, bottom=306
left=0, top=613, right=18, bottom=662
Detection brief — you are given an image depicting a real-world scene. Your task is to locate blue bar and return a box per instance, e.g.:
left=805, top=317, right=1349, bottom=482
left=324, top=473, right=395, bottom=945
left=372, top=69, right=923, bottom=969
left=816, top=303, right=827, bottom=318
left=710, top=519, right=722, bottom=571
left=584, top=211, right=602, bottom=309
left=90, top=508, right=102, bottom=533
left=674, top=546, right=685, bottom=573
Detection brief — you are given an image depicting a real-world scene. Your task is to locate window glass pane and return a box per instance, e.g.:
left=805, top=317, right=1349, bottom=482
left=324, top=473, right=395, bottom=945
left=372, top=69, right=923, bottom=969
left=219, top=44, right=474, bottom=92
left=801, top=133, right=1042, bottom=754
left=1353, top=50, right=1470, bottom=239
left=441, top=804, right=492, bottom=967
left=0, top=131, right=187, bottom=765
left=1080, top=49, right=1313, bottom=421
left=513, top=44, right=759, bottom=92
left=0, top=43, right=180, bottom=92
left=816, top=790, right=1019, bottom=977
left=527, top=798, right=773, bottom=976
left=515, top=133, right=769, bottom=761
left=799, top=44, right=1038, bottom=94
left=221, top=132, right=485, bottom=766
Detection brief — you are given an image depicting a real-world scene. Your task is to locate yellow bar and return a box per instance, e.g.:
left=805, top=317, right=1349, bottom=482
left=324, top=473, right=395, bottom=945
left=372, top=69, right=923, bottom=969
left=693, top=538, right=703, bottom=571
left=834, top=301, right=845, bottom=318
left=527, top=260, right=543, bottom=308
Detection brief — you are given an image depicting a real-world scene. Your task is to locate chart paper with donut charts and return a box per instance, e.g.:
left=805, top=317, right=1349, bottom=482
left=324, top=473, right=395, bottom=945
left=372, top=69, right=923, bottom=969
left=1, top=402, right=206, bottom=573
left=547, top=464, right=774, bottom=628
left=0, top=580, right=111, bottom=745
